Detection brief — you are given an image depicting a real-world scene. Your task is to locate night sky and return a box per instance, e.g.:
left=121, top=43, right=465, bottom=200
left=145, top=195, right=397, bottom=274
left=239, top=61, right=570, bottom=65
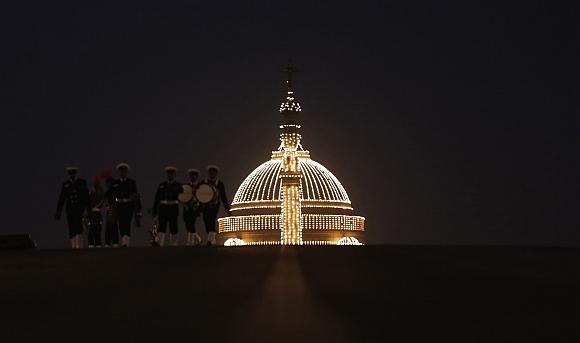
left=2, top=2, right=578, bottom=248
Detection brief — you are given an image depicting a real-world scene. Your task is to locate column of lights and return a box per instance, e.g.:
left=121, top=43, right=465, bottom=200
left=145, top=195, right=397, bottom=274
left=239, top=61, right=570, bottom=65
left=280, top=177, right=302, bottom=245
left=279, top=125, right=303, bottom=244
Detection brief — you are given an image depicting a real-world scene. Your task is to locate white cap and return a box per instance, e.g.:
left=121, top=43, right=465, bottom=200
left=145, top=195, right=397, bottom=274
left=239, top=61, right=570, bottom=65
left=165, top=166, right=177, bottom=172
left=187, top=168, right=200, bottom=175
left=65, top=166, right=78, bottom=171
left=116, top=162, right=130, bottom=170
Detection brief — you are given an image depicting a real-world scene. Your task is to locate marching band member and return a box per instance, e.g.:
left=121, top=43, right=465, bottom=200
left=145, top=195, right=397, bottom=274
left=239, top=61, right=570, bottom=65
left=183, top=168, right=201, bottom=246
left=55, top=166, right=89, bottom=249
left=152, top=166, right=182, bottom=246
left=86, top=175, right=106, bottom=248
left=200, top=165, right=230, bottom=246
left=104, top=175, right=119, bottom=247
left=111, top=163, right=142, bottom=248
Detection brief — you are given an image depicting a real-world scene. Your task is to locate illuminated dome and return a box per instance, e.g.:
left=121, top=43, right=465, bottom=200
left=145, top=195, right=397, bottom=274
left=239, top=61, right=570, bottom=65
left=232, top=156, right=352, bottom=210
left=218, top=63, right=365, bottom=246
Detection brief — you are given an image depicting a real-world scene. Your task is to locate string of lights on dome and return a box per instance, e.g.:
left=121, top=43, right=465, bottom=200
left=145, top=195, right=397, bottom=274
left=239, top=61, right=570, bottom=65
left=231, top=159, right=352, bottom=205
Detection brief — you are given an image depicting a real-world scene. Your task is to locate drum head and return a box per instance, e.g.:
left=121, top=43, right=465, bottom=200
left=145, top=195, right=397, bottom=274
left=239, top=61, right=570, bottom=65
left=182, top=184, right=193, bottom=194
left=195, top=184, right=217, bottom=204
left=178, top=192, right=193, bottom=204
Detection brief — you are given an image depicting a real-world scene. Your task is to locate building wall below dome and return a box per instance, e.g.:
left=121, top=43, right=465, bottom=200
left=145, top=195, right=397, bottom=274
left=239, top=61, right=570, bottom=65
left=217, top=214, right=365, bottom=245
left=302, top=230, right=366, bottom=245
left=217, top=230, right=281, bottom=246
left=217, top=229, right=365, bottom=246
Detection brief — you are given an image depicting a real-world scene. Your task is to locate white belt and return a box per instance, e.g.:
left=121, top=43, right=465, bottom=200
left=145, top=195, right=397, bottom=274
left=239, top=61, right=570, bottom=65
left=160, top=200, right=179, bottom=205
left=115, top=198, right=132, bottom=203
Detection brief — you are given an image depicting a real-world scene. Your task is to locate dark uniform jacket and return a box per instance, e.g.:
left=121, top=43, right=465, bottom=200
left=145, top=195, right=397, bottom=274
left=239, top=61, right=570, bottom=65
left=205, top=178, right=230, bottom=212
left=110, top=178, right=142, bottom=212
left=87, top=188, right=105, bottom=226
left=104, top=182, right=116, bottom=218
left=88, top=188, right=105, bottom=211
left=56, top=178, right=89, bottom=216
left=152, top=181, right=182, bottom=217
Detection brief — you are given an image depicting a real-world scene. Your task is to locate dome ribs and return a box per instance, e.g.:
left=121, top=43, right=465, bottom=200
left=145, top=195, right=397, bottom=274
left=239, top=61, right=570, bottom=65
left=298, top=160, right=316, bottom=200
left=260, top=161, right=278, bottom=201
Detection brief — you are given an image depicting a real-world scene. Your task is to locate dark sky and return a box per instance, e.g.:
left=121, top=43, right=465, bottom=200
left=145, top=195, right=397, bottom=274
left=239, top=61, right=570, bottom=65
left=2, top=1, right=578, bottom=248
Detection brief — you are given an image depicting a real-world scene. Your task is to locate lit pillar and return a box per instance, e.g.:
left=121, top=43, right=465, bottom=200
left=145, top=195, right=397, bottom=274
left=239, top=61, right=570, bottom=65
left=278, top=60, right=304, bottom=245
left=280, top=148, right=302, bottom=245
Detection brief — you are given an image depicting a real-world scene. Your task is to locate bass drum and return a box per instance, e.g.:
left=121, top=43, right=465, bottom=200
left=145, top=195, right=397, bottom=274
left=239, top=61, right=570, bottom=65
left=195, top=182, right=218, bottom=207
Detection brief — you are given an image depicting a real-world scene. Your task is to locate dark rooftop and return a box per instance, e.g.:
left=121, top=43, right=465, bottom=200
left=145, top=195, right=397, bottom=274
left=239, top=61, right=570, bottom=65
left=1, top=245, right=577, bottom=342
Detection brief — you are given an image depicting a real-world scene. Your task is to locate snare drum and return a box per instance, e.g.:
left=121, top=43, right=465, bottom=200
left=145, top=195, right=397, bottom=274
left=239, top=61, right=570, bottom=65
left=178, top=184, right=194, bottom=203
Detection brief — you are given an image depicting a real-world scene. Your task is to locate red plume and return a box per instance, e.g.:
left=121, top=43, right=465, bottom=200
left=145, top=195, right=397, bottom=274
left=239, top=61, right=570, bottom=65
left=93, top=170, right=113, bottom=183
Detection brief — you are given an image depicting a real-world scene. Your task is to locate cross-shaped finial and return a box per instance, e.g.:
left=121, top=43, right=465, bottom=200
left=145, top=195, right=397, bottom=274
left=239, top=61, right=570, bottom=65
left=283, top=59, right=297, bottom=91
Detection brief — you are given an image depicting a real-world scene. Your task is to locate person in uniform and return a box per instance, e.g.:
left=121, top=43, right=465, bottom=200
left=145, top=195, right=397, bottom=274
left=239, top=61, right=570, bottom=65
left=183, top=168, right=202, bottom=246
left=111, top=163, right=142, bottom=247
left=87, top=174, right=105, bottom=248
left=55, top=166, right=90, bottom=249
left=152, top=166, right=182, bottom=246
left=200, top=165, right=230, bottom=246
left=103, top=174, right=119, bottom=247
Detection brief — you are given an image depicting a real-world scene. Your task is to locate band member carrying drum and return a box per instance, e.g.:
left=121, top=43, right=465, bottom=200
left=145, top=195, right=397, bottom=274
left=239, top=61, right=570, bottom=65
left=87, top=174, right=106, bottom=248
left=199, top=165, right=230, bottom=246
left=182, top=168, right=202, bottom=246
left=152, top=166, right=182, bottom=246
left=103, top=174, right=119, bottom=247
left=55, top=166, right=90, bottom=249
left=111, top=163, right=142, bottom=248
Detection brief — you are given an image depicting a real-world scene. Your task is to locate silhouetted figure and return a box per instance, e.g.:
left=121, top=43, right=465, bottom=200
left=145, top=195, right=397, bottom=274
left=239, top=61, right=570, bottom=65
left=200, top=165, right=230, bottom=246
left=55, top=166, right=89, bottom=249
left=183, top=168, right=202, bottom=245
left=104, top=175, right=119, bottom=247
left=87, top=175, right=105, bottom=248
left=152, top=166, right=182, bottom=246
left=111, top=163, right=142, bottom=247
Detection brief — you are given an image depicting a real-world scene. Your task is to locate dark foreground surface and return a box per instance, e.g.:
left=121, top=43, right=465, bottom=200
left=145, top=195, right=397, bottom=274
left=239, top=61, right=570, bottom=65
left=0, top=245, right=578, bottom=342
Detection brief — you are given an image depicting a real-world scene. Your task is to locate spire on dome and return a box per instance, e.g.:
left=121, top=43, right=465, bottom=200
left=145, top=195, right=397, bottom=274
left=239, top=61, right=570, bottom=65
left=279, top=60, right=302, bottom=114
left=278, top=60, right=303, bottom=151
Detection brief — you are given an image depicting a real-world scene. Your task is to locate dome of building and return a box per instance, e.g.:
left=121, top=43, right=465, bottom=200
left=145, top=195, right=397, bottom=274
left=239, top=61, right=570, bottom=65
left=231, top=154, right=352, bottom=210
left=217, top=63, right=365, bottom=246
